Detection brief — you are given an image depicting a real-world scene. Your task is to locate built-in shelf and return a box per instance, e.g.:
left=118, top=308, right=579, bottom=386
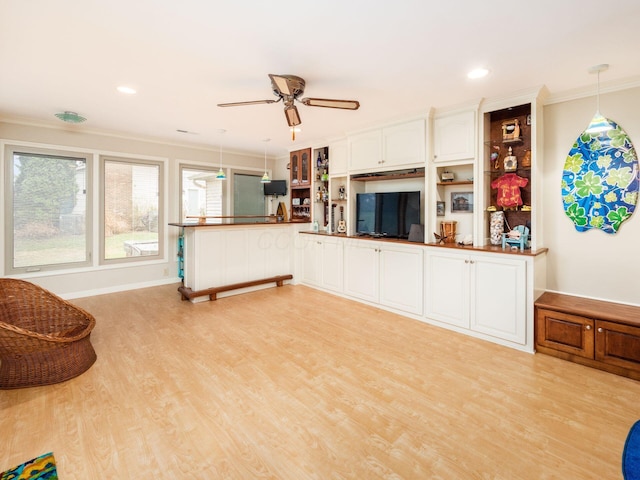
left=436, top=180, right=473, bottom=186
left=351, top=168, right=425, bottom=182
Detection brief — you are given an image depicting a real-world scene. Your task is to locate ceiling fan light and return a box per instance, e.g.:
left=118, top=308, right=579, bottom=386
left=284, top=105, right=301, bottom=126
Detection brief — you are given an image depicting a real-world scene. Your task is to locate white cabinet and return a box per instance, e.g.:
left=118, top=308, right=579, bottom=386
left=433, top=110, right=476, bottom=163
left=349, top=119, right=426, bottom=172
left=344, top=239, right=423, bottom=315
left=329, top=139, right=348, bottom=176
left=349, top=130, right=382, bottom=172
left=425, top=248, right=527, bottom=346
left=382, top=119, right=426, bottom=168
left=301, top=235, right=343, bottom=293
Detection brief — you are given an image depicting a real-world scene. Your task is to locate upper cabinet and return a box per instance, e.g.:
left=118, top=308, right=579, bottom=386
left=290, top=148, right=311, bottom=187
left=433, top=110, right=476, bottom=163
left=349, top=118, right=426, bottom=172
left=329, top=139, right=348, bottom=176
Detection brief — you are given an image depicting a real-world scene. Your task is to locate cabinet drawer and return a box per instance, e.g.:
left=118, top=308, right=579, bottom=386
left=595, top=320, right=640, bottom=372
left=536, top=308, right=594, bottom=358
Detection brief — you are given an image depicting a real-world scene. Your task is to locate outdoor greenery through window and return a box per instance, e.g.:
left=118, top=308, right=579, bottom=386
left=7, top=149, right=90, bottom=272
left=180, top=166, right=223, bottom=223
left=103, top=158, right=161, bottom=260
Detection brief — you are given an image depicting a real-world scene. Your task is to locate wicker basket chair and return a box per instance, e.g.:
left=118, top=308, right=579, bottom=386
left=0, top=278, right=97, bottom=389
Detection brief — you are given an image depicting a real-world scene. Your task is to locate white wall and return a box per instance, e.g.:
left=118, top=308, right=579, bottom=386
left=542, top=86, right=640, bottom=306
left=0, top=122, right=273, bottom=298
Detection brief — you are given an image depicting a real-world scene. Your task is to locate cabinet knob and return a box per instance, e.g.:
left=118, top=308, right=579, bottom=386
left=597, top=327, right=603, bottom=333
left=585, top=325, right=591, bottom=330
left=465, top=259, right=469, bottom=264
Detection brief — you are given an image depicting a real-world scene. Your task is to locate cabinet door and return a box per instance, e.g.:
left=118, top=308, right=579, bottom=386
left=470, top=255, right=526, bottom=344
left=433, top=110, right=475, bottom=163
left=329, top=139, right=348, bottom=176
left=424, top=250, right=469, bottom=327
left=535, top=308, right=594, bottom=358
left=349, top=130, right=382, bottom=172
left=290, top=150, right=300, bottom=186
left=379, top=245, right=423, bottom=315
left=301, top=236, right=321, bottom=286
left=382, top=119, right=426, bottom=169
left=299, top=148, right=311, bottom=185
left=344, top=241, right=379, bottom=302
left=321, top=237, right=344, bottom=293
left=595, top=320, right=640, bottom=372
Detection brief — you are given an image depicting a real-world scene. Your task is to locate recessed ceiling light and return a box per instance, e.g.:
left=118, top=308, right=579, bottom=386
left=467, top=68, right=489, bottom=79
left=117, top=85, right=137, bottom=95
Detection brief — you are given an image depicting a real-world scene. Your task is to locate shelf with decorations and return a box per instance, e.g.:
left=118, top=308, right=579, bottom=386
left=477, top=87, right=546, bottom=250
left=312, top=146, right=330, bottom=229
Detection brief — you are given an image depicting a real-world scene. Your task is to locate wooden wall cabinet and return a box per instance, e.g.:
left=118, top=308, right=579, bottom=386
left=290, top=148, right=312, bottom=221
left=535, top=292, right=640, bottom=380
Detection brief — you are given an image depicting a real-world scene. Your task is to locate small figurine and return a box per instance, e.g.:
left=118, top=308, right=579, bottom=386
left=504, top=146, right=517, bottom=172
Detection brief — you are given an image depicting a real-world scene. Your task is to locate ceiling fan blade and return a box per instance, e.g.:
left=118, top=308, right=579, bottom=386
left=301, top=97, right=360, bottom=110
left=284, top=104, right=301, bottom=127
left=217, top=99, right=277, bottom=107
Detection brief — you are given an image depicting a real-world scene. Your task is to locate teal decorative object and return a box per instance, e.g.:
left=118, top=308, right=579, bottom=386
left=561, top=118, right=638, bottom=234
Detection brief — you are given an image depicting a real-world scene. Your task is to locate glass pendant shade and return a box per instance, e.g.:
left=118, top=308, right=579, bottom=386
left=261, top=138, right=271, bottom=183
left=217, top=139, right=226, bottom=180
left=585, top=112, right=613, bottom=134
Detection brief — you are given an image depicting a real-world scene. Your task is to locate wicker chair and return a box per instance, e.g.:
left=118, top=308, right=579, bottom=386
left=0, top=278, right=97, bottom=389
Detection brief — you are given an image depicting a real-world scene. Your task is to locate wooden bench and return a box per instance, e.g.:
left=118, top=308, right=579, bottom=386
left=535, top=291, right=640, bottom=380
left=178, top=274, right=293, bottom=302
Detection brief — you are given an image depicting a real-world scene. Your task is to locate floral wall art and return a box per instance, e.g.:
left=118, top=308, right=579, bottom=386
left=562, top=119, right=638, bottom=233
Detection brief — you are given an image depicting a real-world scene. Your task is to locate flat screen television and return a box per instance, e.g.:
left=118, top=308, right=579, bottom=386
left=356, top=191, right=421, bottom=238
left=263, top=179, right=287, bottom=196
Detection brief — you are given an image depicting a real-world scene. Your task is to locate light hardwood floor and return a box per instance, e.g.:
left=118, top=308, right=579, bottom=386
left=2, top=284, right=639, bottom=479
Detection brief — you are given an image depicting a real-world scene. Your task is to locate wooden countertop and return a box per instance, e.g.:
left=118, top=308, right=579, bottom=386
left=299, top=231, right=548, bottom=256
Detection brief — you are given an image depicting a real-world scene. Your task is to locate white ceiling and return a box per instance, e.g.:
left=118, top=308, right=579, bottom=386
left=1, top=0, right=639, bottom=157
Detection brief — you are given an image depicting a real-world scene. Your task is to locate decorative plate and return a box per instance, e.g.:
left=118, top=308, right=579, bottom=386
left=561, top=118, right=638, bottom=234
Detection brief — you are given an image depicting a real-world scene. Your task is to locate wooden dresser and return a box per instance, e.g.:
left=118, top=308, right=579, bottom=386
left=535, top=292, right=640, bottom=380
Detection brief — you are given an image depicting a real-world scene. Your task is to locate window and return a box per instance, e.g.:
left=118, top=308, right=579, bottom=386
left=4, top=145, right=92, bottom=273
left=102, top=157, right=162, bottom=262
left=180, top=165, right=225, bottom=223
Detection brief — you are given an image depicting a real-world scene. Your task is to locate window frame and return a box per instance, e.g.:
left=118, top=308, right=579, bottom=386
left=179, top=163, right=228, bottom=224
left=3, top=143, right=93, bottom=274
left=99, top=155, right=165, bottom=265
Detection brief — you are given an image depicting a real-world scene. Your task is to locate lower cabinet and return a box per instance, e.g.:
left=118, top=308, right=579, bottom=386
left=425, top=248, right=528, bottom=347
left=535, top=292, right=640, bottom=380
left=343, top=239, right=424, bottom=315
left=301, top=235, right=343, bottom=293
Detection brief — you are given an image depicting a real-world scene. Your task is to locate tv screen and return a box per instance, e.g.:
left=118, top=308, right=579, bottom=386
left=356, top=191, right=421, bottom=238
left=263, top=180, right=287, bottom=196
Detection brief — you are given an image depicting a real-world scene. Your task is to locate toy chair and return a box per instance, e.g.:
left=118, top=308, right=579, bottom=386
left=502, top=225, right=529, bottom=251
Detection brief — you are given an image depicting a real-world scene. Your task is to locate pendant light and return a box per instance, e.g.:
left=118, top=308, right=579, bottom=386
left=216, top=129, right=226, bottom=180
left=585, top=64, right=612, bottom=134
left=261, top=138, right=271, bottom=183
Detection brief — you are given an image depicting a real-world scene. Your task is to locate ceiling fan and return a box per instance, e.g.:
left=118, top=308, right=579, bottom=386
left=217, top=74, right=360, bottom=138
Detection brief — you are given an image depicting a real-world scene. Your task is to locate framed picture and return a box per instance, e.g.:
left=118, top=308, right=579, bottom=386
left=436, top=201, right=445, bottom=216
left=451, top=192, right=473, bottom=213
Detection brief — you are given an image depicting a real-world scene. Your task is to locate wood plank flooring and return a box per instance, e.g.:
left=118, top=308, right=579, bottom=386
left=2, top=284, right=639, bottom=479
